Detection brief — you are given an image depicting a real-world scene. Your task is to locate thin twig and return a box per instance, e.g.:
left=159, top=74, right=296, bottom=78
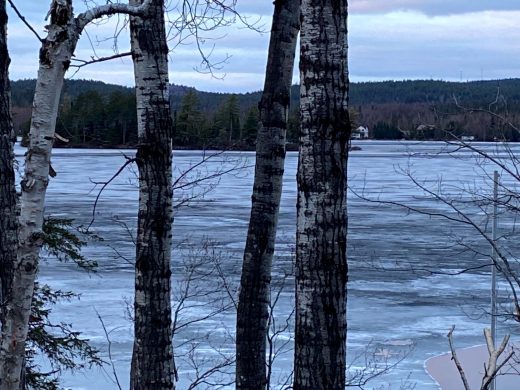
left=87, top=157, right=136, bottom=231
left=70, top=51, right=132, bottom=69
left=96, top=310, right=123, bottom=390
left=8, top=0, right=43, bottom=42
left=447, top=326, right=470, bottom=390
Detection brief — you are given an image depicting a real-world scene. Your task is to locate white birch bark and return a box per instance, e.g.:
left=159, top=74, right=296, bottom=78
left=129, top=0, right=175, bottom=388
left=0, top=1, right=151, bottom=387
left=294, top=0, right=349, bottom=389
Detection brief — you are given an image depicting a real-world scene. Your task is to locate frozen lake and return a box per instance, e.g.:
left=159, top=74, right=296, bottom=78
left=14, top=140, right=520, bottom=389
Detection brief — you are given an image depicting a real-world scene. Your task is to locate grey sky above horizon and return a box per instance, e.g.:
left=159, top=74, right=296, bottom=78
left=6, top=1, right=520, bottom=93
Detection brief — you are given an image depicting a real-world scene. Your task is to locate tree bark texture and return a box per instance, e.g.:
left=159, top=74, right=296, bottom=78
left=129, top=1, right=175, bottom=388
left=0, top=2, right=151, bottom=388
left=294, top=1, right=349, bottom=389
left=0, top=3, right=78, bottom=387
left=0, top=0, right=17, bottom=322
left=235, top=1, right=299, bottom=389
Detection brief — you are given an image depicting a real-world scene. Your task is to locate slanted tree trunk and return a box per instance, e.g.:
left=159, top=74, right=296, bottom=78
left=235, top=0, right=299, bottom=389
left=294, top=0, right=349, bottom=389
left=0, top=2, right=151, bottom=388
left=0, top=0, right=17, bottom=322
left=129, top=0, right=175, bottom=388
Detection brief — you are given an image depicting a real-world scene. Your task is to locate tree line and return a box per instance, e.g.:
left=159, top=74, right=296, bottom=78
left=11, top=78, right=520, bottom=148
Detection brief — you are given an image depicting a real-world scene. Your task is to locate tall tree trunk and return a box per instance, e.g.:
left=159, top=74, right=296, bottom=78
left=0, top=4, right=78, bottom=386
left=294, top=1, right=349, bottom=389
left=236, top=1, right=299, bottom=389
left=129, top=0, right=174, bottom=388
left=0, top=2, right=151, bottom=388
left=0, top=0, right=17, bottom=322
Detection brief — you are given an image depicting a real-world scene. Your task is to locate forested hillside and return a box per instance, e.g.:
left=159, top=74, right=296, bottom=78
left=11, top=78, right=520, bottom=147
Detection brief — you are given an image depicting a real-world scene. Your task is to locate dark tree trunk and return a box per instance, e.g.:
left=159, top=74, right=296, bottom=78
left=129, top=0, right=175, bottom=388
left=0, top=0, right=17, bottom=322
left=0, top=2, right=150, bottom=388
left=294, top=0, right=349, bottom=389
left=235, top=1, right=299, bottom=389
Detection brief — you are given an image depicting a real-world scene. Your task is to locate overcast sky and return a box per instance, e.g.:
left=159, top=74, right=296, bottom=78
left=6, top=0, right=520, bottom=92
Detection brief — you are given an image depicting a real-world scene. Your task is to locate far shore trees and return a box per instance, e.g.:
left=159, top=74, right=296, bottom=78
left=235, top=0, right=300, bottom=388
left=294, top=0, right=350, bottom=388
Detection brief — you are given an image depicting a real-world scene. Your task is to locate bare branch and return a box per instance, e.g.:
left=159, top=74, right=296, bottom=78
left=7, top=0, right=43, bottom=42
left=87, top=156, right=136, bottom=231
left=96, top=311, right=123, bottom=390
left=70, top=51, right=132, bottom=69
left=166, top=0, right=263, bottom=77
left=346, top=339, right=413, bottom=388
left=452, top=94, right=520, bottom=135
left=481, top=328, right=514, bottom=389
left=349, top=160, right=520, bottom=318
left=447, top=326, right=470, bottom=390
left=76, top=0, right=152, bottom=31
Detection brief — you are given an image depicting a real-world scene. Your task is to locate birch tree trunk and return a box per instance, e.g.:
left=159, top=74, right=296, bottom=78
left=294, top=1, right=349, bottom=389
left=129, top=0, right=175, bottom=388
left=0, top=4, right=78, bottom=387
left=0, top=2, right=151, bottom=388
left=235, top=1, right=299, bottom=388
left=0, top=0, right=17, bottom=322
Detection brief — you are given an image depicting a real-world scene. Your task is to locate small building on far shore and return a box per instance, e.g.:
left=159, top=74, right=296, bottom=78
left=352, top=126, right=369, bottom=139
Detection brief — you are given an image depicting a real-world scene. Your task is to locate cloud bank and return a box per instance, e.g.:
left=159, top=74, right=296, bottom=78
left=5, top=1, right=520, bottom=92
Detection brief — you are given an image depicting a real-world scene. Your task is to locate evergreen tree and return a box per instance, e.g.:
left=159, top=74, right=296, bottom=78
left=175, top=90, right=206, bottom=146
left=372, top=122, right=402, bottom=139
left=105, top=90, right=137, bottom=145
left=215, top=94, right=240, bottom=144
left=241, top=106, right=259, bottom=146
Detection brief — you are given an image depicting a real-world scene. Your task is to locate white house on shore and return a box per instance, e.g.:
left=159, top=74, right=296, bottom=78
left=352, top=126, right=369, bottom=139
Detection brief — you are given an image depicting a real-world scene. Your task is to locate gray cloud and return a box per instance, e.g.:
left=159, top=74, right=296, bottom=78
left=5, top=1, right=520, bottom=93
left=351, top=0, right=520, bottom=15
left=349, top=11, right=520, bottom=81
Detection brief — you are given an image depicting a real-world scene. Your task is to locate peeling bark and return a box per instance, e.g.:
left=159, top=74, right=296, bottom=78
left=0, top=1, right=151, bottom=387
left=235, top=1, right=299, bottom=389
left=129, top=0, right=175, bottom=388
left=0, top=3, right=77, bottom=386
left=294, top=1, right=349, bottom=389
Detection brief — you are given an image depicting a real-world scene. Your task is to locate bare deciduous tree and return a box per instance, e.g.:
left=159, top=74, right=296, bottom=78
left=294, top=0, right=350, bottom=388
left=235, top=0, right=299, bottom=388
left=0, top=1, right=151, bottom=387
left=128, top=0, right=175, bottom=387
left=0, top=0, right=17, bottom=322
left=447, top=326, right=515, bottom=390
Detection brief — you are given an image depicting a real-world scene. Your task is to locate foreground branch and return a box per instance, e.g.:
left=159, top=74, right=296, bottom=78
left=447, top=326, right=470, bottom=390
left=447, top=326, right=515, bottom=390
left=70, top=52, right=132, bottom=69
left=76, top=0, right=152, bottom=30
left=481, top=328, right=514, bottom=389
